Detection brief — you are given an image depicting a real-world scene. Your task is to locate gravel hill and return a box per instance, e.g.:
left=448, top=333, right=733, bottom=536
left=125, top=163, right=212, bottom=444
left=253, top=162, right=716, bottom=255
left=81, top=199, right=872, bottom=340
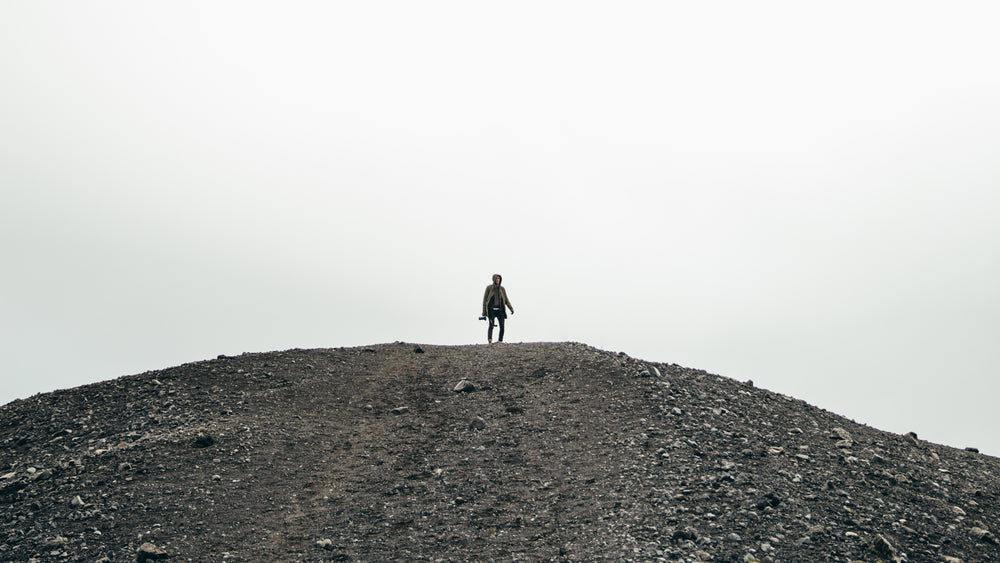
left=2, top=342, right=998, bottom=562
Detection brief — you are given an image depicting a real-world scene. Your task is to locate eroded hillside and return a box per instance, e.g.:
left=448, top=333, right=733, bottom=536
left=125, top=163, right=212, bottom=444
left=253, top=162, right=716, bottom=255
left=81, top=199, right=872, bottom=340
left=2, top=342, right=998, bottom=562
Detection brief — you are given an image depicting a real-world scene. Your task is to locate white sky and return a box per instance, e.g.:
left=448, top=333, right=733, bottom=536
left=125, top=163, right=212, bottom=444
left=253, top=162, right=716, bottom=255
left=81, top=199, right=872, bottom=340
left=2, top=2, right=999, bottom=454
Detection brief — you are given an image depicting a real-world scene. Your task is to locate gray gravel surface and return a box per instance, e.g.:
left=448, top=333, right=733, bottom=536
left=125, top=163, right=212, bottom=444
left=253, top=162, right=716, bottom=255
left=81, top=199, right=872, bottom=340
left=2, top=342, right=998, bottom=562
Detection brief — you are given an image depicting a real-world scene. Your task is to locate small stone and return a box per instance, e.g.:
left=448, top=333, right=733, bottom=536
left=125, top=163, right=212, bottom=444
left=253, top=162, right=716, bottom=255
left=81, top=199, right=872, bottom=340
left=952, top=506, right=967, bottom=516
left=316, top=539, right=334, bottom=549
left=672, top=526, right=698, bottom=541
left=136, top=542, right=169, bottom=562
left=469, top=416, right=487, bottom=430
left=904, top=432, right=920, bottom=446
left=831, top=427, right=853, bottom=441
left=413, top=346, right=424, bottom=354
left=453, top=380, right=476, bottom=393
left=727, top=533, right=742, bottom=542
left=193, top=433, right=215, bottom=448
left=71, top=495, right=85, bottom=507
left=965, top=447, right=980, bottom=453
left=943, top=556, right=963, bottom=563
left=390, top=406, right=410, bottom=415
left=869, top=534, right=897, bottom=560
left=971, top=526, right=999, bottom=544
left=671, top=407, right=683, bottom=415
left=212, top=475, right=222, bottom=481
left=0, top=471, right=16, bottom=480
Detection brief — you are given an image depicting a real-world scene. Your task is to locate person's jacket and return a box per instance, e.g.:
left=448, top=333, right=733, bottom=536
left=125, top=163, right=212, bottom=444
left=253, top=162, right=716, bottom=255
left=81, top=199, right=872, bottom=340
left=482, top=284, right=513, bottom=316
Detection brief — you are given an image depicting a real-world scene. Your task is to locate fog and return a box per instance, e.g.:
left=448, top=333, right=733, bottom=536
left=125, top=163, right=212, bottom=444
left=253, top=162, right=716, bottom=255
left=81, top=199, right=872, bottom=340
left=2, top=2, right=999, bottom=455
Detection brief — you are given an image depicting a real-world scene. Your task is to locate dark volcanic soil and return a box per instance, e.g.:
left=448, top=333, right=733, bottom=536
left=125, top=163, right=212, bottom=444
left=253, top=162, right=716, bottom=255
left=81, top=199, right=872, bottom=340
left=2, top=342, right=999, bottom=562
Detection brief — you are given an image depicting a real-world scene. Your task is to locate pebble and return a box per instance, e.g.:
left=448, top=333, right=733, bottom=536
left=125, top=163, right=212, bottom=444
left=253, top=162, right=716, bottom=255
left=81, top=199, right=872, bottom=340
left=193, top=433, right=215, bottom=448
left=136, top=542, right=169, bottom=562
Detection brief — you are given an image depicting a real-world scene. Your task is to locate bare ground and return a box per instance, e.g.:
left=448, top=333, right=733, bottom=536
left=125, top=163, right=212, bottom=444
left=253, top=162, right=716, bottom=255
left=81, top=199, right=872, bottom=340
left=2, top=342, right=999, bottom=562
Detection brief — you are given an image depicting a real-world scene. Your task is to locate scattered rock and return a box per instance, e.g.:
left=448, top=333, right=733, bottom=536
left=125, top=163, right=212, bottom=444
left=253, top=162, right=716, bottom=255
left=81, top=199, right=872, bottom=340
left=29, top=468, right=52, bottom=481
left=869, top=534, right=898, bottom=561
left=453, top=380, right=476, bottom=393
left=390, top=406, right=410, bottom=415
left=970, top=526, right=998, bottom=544
left=904, top=432, right=920, bottom=446
left=136, top=542, right=168, bottom=562
left=672, top=526, right=698, bottom=542
left=831, top=427, right=853, bottom=442
left=413, top=347, right=424, bottom=354
left=193, top=433, right=215, bottom=448
left=469, top=416, right=487, bottom=430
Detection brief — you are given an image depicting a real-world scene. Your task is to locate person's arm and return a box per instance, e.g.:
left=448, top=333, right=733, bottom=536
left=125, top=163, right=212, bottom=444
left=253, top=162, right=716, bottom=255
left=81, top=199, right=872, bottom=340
left=482, top=287, right=491, bottom=316
left=503, top=288, right=514, bottom=314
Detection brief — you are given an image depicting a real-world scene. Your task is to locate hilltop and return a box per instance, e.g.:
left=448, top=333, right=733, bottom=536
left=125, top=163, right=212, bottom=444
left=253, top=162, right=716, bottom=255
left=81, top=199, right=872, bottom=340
left=1, top=342, right=998, bottom=562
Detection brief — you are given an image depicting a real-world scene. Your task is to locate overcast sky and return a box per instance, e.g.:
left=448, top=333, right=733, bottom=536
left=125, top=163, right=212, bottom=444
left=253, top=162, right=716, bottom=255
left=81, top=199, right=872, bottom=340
left=2, top=2, right=998, bottom=455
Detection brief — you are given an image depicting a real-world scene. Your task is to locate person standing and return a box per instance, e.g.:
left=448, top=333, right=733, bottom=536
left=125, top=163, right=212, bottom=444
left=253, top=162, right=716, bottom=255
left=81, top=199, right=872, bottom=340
left=482, top=274, right=514, bottom=344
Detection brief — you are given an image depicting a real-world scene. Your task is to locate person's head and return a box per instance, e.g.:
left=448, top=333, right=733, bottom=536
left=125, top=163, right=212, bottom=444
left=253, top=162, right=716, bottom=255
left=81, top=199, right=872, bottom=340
left=492, top=274, right=502, bottom=285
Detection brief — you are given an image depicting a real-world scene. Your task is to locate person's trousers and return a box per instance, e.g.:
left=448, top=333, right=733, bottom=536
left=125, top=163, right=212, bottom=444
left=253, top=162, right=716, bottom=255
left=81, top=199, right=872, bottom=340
left=488, top=308, right=505, bottom=341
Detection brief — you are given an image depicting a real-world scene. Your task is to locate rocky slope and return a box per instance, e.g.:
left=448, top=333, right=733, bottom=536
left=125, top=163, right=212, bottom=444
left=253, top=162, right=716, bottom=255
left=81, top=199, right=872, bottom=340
left=1, top=342, right=998, bottom=562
